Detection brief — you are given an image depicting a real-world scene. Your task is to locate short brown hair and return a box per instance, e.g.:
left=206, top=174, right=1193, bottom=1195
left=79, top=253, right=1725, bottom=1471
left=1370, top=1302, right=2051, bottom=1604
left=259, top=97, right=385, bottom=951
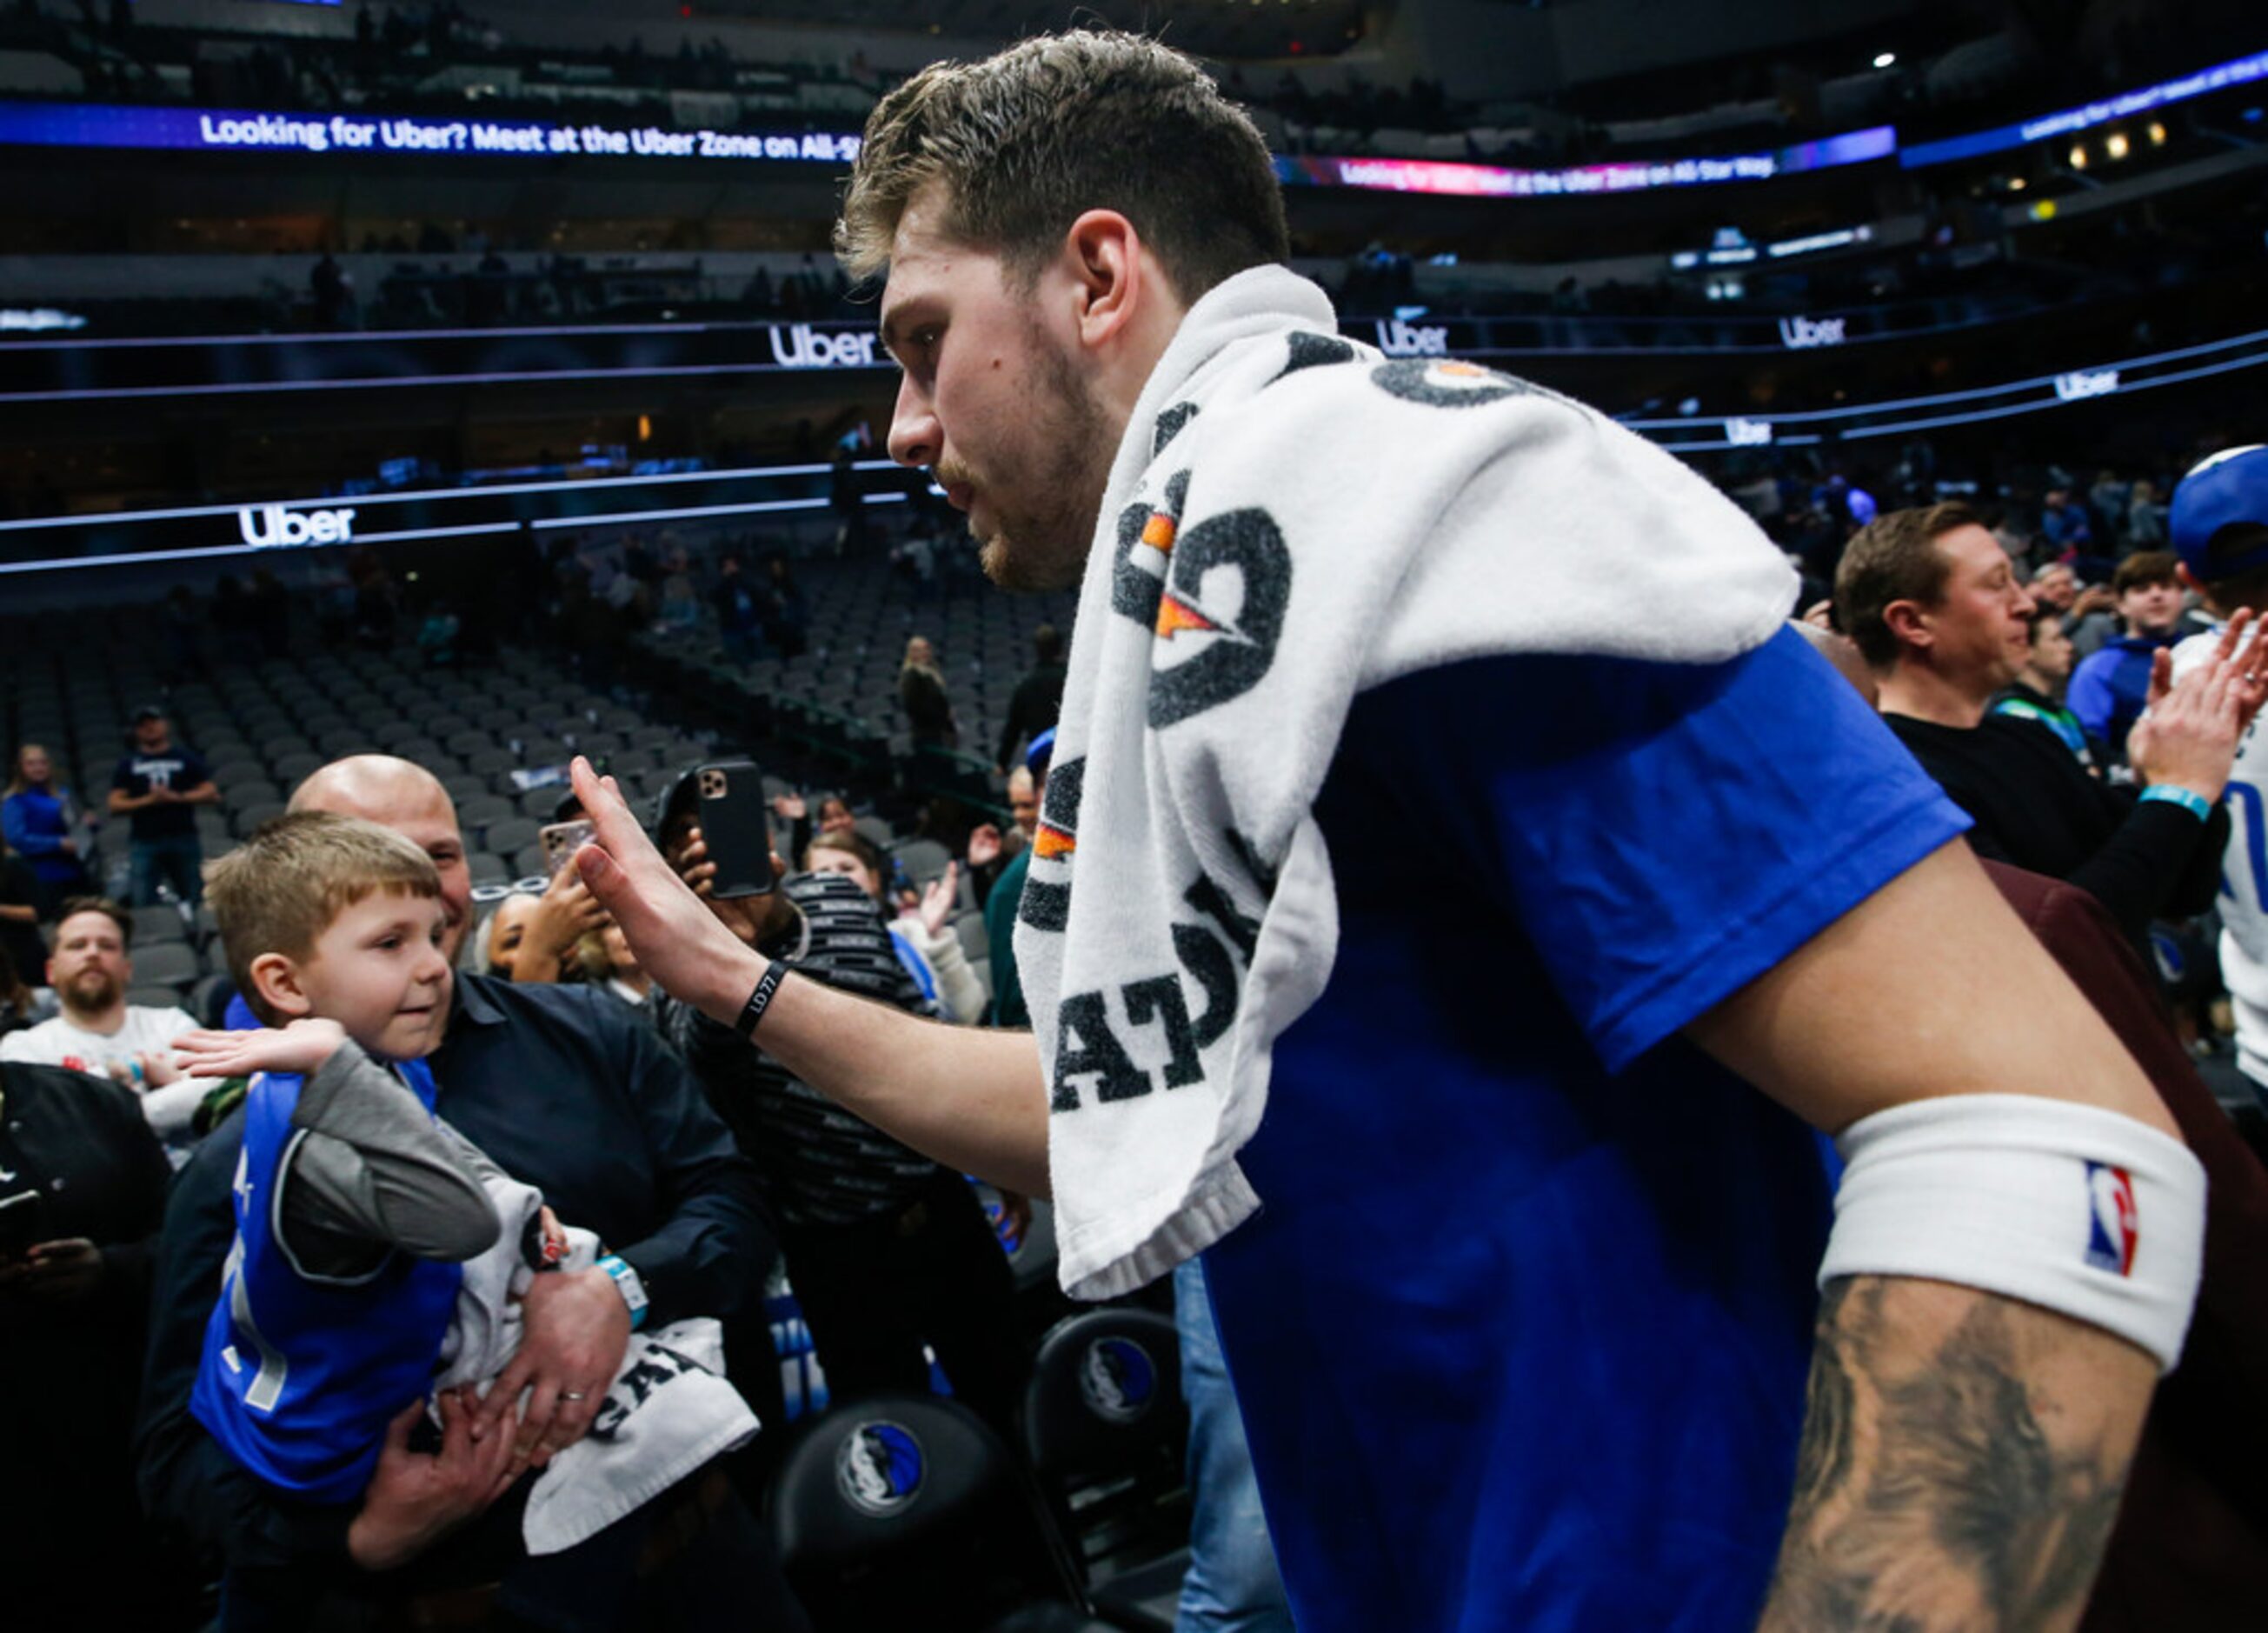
left=56, top=895, right=131, bottom=944
left=2112, top=550, right=2180, bottom=595
left=835, top=30, right=1290, bottom=303
left=805, top=829, right=885, bottom=880
left=1833, top=502, right=1985, bottom=669
left=207, top=811, right=440, bottom=1023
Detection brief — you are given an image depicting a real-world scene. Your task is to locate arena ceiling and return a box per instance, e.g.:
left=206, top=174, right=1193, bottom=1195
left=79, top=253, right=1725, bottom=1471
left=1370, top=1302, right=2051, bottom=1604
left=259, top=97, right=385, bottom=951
left=700, top=0, right=1380, bottom=62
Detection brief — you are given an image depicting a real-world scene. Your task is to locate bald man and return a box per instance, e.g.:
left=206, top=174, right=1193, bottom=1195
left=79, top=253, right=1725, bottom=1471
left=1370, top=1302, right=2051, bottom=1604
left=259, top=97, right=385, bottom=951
left=136, top=756, right=799, bottom=1629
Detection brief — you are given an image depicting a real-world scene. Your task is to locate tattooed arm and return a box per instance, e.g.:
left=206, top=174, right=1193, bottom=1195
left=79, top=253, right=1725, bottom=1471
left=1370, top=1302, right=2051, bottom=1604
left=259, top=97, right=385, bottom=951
left=1758, top=1278, right=2152, bottom=1631
left=1684, top=842, right=2180, bottom=1630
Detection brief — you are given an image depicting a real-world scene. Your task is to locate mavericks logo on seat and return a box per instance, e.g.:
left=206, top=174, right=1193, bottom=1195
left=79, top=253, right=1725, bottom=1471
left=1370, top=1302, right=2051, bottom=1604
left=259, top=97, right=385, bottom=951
left=1079, top=1336, right=1160, bottom=1425
left=837, top=1420, right=924, bottom=1516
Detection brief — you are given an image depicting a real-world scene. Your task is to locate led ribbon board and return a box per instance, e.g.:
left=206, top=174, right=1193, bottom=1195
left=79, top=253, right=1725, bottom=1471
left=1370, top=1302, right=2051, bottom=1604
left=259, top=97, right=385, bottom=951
left=1900, top=46, right=2268, bottom=168
left=1274, top=126, right=1894, bottom=197
left=1628, top=327, right=2268, bottom=451
left=0, top=99, right=863, bottom=163
left=0, top=459, right=915, bottom=577
left=10, top=329, right=2265, bottom=575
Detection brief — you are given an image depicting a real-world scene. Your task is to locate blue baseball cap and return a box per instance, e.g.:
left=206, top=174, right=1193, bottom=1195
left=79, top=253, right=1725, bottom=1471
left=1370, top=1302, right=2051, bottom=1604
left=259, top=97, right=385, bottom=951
left=1025, top=728, right=1056, bottom=776
left=2172, top=445, right=2268, bottom=581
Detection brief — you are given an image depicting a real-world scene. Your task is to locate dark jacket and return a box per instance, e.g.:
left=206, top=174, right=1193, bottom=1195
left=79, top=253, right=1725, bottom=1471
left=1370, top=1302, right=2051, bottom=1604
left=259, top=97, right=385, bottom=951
left=1983, top=867, right=2268, bottom=1632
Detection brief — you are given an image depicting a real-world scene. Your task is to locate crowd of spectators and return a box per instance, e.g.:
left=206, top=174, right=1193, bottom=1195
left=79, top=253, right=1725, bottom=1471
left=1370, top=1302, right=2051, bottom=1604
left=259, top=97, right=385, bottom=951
left=0, top=513, right=1087, bottom=1625
left=9, top=417, right=2268, bottom=1626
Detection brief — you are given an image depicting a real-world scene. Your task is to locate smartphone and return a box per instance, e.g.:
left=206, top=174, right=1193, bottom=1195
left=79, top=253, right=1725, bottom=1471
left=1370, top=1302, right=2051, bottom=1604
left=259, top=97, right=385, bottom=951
left=695, top=759, right=775, bottom=899
left=540, top=819, right=595, bottom=876
left=0, top=1189, right=48, bottom=1261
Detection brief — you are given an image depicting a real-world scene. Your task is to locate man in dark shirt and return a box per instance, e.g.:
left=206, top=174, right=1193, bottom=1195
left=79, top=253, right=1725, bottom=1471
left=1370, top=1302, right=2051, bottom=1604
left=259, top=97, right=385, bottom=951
left=135, top=757, right=796, bottom=1628
left=654, top=779, right=1022, bottom=1434
left=1990, top=606, right=2100, bottom=770
left=995, top=622, right=1068, bottom=774
left=3, top=1060, right=183, bottom=1624
left=0, top=850, right=48, bottom=998
left=109, top=706, right=219, bottom=909
left=1835, top=502, right=2261, bottom=942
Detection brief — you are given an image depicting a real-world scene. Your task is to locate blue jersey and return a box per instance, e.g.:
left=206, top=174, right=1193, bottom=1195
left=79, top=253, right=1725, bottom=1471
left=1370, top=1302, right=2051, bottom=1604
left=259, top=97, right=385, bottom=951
left=190, top=1057, right=462, bottom=1505
left=1202, top=629, right=1970, bottom=1632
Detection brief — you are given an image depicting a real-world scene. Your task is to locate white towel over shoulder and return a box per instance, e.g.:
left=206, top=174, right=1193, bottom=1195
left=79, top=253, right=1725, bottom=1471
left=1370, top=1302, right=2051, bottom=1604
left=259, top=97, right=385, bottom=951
left=1021, top=266, right=1797, bottom=1300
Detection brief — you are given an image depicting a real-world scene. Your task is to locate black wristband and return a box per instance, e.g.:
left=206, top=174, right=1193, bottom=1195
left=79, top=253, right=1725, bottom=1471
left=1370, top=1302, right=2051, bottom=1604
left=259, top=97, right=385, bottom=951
left=735, top=963, right=789, bottom=1037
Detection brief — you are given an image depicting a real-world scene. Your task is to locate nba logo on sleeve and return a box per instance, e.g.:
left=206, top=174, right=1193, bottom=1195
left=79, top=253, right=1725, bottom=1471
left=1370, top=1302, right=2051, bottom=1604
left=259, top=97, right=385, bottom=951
left=2084, top=1162, right=2138, bottom=1276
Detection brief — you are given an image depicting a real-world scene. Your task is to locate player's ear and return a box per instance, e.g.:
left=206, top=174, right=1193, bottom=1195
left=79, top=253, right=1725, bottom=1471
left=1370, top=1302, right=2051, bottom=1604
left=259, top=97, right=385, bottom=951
left=1062, top=210, right=1142, bottom=350
left=249, top=953, right=315, bottom=1022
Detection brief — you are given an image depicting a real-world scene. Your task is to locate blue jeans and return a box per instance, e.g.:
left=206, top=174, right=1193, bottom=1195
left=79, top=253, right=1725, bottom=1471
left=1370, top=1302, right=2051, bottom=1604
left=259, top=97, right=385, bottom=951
left=130, top=833, right=204, bottom=908
left=1174, top=1256, right=1294, bottom=1633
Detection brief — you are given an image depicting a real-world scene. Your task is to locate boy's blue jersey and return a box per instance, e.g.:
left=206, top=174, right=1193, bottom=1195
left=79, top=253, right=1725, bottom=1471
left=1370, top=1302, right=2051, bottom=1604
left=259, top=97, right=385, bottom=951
left=1202, top=630, right=1972, bottom=1632
left=190, top=1057, right=462, bottom=1504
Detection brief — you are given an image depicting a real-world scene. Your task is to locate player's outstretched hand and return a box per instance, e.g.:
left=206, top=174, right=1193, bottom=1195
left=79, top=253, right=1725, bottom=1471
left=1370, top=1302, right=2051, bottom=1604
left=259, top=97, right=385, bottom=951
left=173, top=1016, right=349, bottom=1079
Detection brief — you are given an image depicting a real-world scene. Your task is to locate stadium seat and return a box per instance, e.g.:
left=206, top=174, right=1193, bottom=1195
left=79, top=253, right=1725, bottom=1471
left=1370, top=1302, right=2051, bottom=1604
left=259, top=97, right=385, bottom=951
left=221, top=776, right=283, bottom=808
left=767, top=1394, right=1105, bottom=1633
left=455, top=794, right=515, bottom=836
left=512, top=843, right=549, bottom=879
left=232, top=801, right=289, bottom=837
left=1021, top=1310, right=1192, bottom=1633
left=127, top=986, right=189, bottom=1014
left=484, top=817, right=540, bottom=858
left=468, top=853, right=509, bottom=886
left=892, top=836, right=954, bottom=887
left=131, top=910, right=190, bottom=947
left=130, top=943, right=203, bottom=991
left=187, top=971, right=238, bottom=1030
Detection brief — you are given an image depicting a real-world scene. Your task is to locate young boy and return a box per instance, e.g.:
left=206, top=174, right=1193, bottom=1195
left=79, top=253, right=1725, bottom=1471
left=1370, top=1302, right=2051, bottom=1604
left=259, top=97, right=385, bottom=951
left=180, top=811, right=508, bottom=1503
left=179, top=812, right=755, bottom=1597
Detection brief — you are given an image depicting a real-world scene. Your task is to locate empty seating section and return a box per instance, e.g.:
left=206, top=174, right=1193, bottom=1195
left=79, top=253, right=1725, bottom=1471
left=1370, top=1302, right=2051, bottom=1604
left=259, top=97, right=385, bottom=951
left=1, top=553, right=1067, bottom=1018
left=629, top=558, right=1076, bottom=811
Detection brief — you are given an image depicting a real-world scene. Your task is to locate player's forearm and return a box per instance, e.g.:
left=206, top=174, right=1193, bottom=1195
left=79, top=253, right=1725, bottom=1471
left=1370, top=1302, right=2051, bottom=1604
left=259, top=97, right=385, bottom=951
left=1758, top=1275, right=2151, bottom=1632
left=693, top=944, right=1051, bottom=1195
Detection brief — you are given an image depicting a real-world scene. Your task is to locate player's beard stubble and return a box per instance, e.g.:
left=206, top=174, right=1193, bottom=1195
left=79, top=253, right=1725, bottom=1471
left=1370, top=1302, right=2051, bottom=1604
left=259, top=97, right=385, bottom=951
left=940, top=319, right=1114, bottom=594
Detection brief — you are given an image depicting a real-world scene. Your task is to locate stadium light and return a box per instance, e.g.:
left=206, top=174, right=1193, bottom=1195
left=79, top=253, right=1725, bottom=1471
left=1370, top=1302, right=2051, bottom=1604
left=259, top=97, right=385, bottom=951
left=2105, top=130, right=2131, bottom=160
left=2069, top=143, right=2089, bottom=169
left=1872, top=51, right=1897, bottom=69
left=2148, top=121, right=2168, bottom=145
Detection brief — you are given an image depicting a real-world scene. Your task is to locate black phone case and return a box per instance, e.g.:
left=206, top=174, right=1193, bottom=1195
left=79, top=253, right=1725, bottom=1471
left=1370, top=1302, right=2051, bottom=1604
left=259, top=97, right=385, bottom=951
left=696, top=760, right=775, bottom=899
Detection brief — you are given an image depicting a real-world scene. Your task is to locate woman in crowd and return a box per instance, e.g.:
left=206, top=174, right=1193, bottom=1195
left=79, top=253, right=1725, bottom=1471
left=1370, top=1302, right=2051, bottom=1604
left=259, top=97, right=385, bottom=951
left=898, top=635, right=959, bottom=750
left=3, top=743, right=97, bottom=916
left=481, top=889, right=541, bottom=977
left=804, top=831, right=986, bottom=1023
